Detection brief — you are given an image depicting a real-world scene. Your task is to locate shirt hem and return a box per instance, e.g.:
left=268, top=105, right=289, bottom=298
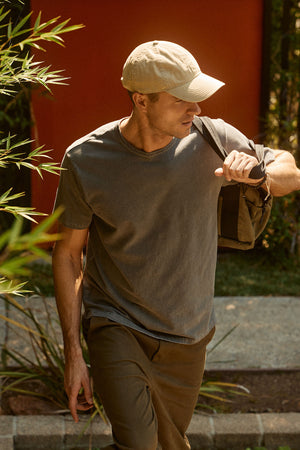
left=84, top=310, right=216, bottom=345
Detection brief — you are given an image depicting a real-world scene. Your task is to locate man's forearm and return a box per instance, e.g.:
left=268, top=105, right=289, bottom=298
left=52, top=226, right=93, bottom=422
left=52, top=245, right=84, bottom=359
left=264, top=150, right=300, bottom=197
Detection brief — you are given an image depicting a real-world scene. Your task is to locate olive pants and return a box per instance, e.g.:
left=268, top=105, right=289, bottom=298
left=86, top=317, right=215, bottom=450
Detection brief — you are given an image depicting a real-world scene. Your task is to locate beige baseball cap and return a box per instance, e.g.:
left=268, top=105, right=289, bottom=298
left=121, top=40, right=225, bottom=102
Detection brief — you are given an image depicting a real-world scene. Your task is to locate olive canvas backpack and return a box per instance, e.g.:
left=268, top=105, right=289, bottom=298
left=193, top=116, right=273, bottom=250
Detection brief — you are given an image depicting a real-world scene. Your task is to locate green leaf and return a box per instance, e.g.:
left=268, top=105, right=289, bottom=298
left=34, top=15, right=61, bottom=32
left=5, top=133, right=11, bottom=150
left=0, top=189, right=25, bottom=205
left=7, top=20, right=12, bottom=39
left=54, top=23, right=85, bottom=35
left=0, top=279, right=29, bottom=296
left=0, top=312, right=45, bottom=337
left=38, top=162, right=61, bottom=175
left=198, top=391, right=232, bottom=403
left=28, top=145, right=49, bottom=158
left=0, top=371, right=37, bottom=379
left=8, top=216, right=23, bottom=246
left=46, top=36, right=64, bottom=46
left=8, top=138, right=32, bottom=151
left=29, top=42, right=45, bottom=52
left=24, top=207, right=62, bottom=238
left=51, top=18, right=70, bottom=33
left=0, top=256, right=34, bottom=278
left=0, top=228, right=10, bottom=250
left=0, top=9, right=10, bottom=25
left=34, top=11, right=41, bottom=32
left=10, top=12, right=31, bottom=36
left=207, top=324, right=239, bottom=354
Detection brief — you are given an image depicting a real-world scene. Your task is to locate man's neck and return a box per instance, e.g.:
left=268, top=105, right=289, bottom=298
left=119, top=113, right=173, bottom=153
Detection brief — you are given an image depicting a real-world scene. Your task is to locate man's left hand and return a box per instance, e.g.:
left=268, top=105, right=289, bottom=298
left=214, top=150, right=264, bottom=184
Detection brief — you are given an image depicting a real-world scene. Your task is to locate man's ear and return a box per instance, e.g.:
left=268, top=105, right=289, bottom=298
left=132, top=92, right=148, bottom=111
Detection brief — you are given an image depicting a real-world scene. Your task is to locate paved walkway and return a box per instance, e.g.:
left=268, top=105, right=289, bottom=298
left=1, top=295, right=299, bottom=370
left=207, top=296, right=300, bottom=370
left=0, top=296, right=299, bottom=449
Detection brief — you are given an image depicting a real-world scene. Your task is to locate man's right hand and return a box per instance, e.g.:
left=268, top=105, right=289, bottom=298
left=64, top=354, right=94, bottom=423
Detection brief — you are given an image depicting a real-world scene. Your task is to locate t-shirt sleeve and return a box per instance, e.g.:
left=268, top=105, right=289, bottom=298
left=54, top=150, right=93, bottom=229
left=212, top=118, right=275, bottom=166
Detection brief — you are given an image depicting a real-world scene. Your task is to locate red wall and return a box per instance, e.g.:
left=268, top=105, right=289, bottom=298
left=30, top=0, right=264, bottom=215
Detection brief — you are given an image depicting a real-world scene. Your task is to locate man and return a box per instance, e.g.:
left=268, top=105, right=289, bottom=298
left=52, top=41, right=300, bottom=449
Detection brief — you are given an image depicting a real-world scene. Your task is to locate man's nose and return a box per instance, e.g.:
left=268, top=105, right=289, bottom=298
left=188, top=102, right=201, bottom=115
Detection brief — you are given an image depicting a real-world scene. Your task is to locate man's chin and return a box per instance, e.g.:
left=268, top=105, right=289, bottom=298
left=175, top=127, right=192, bottom=139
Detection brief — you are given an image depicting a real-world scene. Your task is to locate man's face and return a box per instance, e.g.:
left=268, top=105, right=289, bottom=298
left=144, top=92, right=201, bottom=140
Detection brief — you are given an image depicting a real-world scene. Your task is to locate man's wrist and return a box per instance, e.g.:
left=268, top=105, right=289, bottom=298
left=64, top=342, right=83, bottom=360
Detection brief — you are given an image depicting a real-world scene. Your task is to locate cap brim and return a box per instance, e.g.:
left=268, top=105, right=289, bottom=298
left=166, top=72, right=225, bottom=102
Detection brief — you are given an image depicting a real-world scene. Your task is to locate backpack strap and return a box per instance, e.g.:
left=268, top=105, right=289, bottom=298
left=192, top=116, right=266, bottom=180
left=193, top=115, right=228, bottom=161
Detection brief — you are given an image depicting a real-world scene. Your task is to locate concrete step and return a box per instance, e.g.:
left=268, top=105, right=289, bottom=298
left=0, top=413, right=299, bottom=450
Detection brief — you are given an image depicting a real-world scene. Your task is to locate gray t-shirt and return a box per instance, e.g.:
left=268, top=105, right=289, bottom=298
left=54, top=118, right=274, bottom=344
